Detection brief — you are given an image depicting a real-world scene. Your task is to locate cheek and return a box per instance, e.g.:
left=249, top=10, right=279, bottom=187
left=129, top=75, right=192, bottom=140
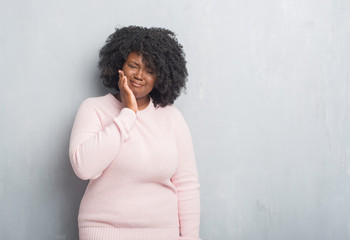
left=121, top=66, right=134, bottom=78
left=125, top=73, right=132, bottom=80
left=149, top=77, right=157, bottom=88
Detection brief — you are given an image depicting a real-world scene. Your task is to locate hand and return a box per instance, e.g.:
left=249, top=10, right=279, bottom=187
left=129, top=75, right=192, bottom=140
left=118, top=70, right=138, bottom=113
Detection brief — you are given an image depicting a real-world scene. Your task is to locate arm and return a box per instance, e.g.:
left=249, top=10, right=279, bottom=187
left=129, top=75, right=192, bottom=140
left=69, top=99, right=136, bottom=180
left=171, top=110, right=201, bottom=240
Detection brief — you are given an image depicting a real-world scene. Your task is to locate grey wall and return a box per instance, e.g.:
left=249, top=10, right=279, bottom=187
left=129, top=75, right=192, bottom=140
left=1, top=0, right=350, bottom=239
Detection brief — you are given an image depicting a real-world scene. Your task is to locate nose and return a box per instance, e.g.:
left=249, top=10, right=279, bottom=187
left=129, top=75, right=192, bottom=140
left=134, top=69, right=143, bottom=80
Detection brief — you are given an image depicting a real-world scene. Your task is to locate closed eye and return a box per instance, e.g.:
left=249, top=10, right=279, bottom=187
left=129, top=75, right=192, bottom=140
left=146, top=68, right=155, bottom=74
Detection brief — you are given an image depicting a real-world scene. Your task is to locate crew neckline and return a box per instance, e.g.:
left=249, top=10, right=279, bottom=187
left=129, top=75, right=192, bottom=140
left=107, top=93, right=153, bottom=114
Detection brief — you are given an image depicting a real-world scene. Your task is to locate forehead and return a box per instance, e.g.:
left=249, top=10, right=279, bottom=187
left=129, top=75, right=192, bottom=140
left=126, top=52, right=143, bottom=62
left=126, top=51, right=154, bottom=69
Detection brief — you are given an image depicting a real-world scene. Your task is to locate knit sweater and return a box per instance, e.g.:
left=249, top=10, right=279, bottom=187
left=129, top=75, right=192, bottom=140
left=69, top=93, right=201, bottom=240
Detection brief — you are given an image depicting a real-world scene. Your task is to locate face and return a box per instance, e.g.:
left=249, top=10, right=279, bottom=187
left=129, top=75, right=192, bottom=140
left=121, top=52, right=157, bottom=100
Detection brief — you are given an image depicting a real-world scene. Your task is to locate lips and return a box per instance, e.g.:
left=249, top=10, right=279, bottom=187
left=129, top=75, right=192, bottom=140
left=130, top=80, right=143, bottom=87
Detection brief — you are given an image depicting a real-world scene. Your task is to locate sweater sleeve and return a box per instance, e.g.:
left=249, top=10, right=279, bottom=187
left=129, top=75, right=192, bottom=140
left=69, top=99, right=136, bottom=180
left=170, top=109, right=201, bottom=240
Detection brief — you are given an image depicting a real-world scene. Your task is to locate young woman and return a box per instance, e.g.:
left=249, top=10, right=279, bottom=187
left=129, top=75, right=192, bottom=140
left=69, top=26, right=201, bottom=240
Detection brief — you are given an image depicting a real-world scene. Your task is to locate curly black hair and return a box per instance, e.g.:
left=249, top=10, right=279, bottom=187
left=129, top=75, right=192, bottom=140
left=98, top=26, right=188, bottom=107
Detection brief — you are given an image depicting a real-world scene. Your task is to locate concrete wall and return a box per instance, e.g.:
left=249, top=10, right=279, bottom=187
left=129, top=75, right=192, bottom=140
left=1, top=0, right=349, bottom=239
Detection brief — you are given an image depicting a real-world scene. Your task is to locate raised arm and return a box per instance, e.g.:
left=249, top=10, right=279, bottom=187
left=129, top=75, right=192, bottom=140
left=171, top=109, right=201, bottom=240
left=69, top=99, right=136, bottom=180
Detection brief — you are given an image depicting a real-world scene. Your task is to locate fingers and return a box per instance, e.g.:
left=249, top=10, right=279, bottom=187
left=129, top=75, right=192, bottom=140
left=119, top=70, right=130, bottom=92
left=117, top=70, right=138, bottom=113
left=118, top=70, right=127, bottom=87
left=118, top=70, right=125, bottom=89
left=119, top=70, right=135, bottom=102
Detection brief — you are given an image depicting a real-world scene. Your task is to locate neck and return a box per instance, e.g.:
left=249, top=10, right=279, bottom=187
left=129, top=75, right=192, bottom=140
left=136, top=96, right=150, bottom=110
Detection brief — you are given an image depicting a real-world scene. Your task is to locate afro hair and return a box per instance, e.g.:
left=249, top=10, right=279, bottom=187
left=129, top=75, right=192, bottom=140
left=98, top=26, right=188, bottom=107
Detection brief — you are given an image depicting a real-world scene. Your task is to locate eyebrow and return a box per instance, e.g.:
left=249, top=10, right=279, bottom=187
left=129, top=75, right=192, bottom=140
left=129, top=61, right=140, bottom=66
left=129, top=60, right=155, bottom=70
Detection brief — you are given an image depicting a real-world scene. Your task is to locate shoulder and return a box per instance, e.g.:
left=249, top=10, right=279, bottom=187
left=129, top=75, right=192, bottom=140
left=155, top=104, right=185, bottom=120
left=155, top=104, right=189, bottom=131
left=79, top=94, right=116, bottom=110
left=81, top=94, right=109, bottom=106
left=74, top=94, right=121, bottom=120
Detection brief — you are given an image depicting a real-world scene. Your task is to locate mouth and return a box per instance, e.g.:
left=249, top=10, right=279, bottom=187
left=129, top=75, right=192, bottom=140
left=130, top=80, right=143, bottom=87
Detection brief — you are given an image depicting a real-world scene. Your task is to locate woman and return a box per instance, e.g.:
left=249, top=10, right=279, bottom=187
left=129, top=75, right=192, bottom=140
left=69, top=26, right=201, bottom=240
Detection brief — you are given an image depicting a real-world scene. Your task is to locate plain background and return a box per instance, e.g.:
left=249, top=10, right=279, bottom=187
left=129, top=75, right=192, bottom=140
left=1, top=0, right=350, bottom=239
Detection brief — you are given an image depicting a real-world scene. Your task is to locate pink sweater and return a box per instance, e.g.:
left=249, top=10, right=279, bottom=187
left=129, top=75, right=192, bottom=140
left=69, top=93, right=201, bottom=240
